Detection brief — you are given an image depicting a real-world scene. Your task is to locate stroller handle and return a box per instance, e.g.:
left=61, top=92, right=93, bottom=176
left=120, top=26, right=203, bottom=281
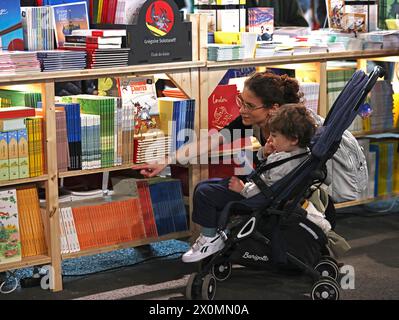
left=354, top=65, right=385, bottom=112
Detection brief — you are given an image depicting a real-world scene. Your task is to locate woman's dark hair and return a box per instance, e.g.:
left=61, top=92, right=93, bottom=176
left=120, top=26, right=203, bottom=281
left=244, top=71, right=304, bottom=108
left=268, top=103, right=316, bottom=148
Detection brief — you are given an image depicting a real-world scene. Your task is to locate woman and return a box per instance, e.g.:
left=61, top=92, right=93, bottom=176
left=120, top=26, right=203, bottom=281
left=134, top=71, right=304, bottom=262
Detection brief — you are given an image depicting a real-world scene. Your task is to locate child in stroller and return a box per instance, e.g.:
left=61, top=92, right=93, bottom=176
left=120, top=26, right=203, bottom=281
left=185, top=66, right=384, bottom=300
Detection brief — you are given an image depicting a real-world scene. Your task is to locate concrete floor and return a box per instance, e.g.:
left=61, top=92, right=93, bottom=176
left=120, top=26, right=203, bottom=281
left=1, top=208, right=398, bottom=300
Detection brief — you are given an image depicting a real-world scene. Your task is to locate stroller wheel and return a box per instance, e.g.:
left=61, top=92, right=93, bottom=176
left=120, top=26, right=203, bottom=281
left=201, top=274, right=217, bottom=300
left=315, top=260, right=340, bottom=280
left=212, top=261, right=232, bottom=282
left=186, top=273, right=201, bottom=300
left=321, top=255, right=339, bottom=265
left=311, top=278, right=340, bottom=300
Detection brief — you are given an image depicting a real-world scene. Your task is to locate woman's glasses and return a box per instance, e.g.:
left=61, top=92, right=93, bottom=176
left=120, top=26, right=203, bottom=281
left=236, top=94, right=265, bottom=111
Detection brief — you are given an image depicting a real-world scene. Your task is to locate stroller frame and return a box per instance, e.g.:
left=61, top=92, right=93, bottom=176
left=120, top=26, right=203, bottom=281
left=185, top=66, right=384, bottom=300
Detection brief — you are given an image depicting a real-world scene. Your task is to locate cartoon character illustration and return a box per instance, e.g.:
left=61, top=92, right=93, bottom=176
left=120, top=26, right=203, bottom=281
left=149, top=3, right=171, bottom=33
left=134, top=102, right=157, bottom=134
left=212, top=106, right=234, bottom=130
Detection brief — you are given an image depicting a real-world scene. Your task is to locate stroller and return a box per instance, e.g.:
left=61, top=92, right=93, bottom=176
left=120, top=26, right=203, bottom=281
left=185, top=66, right=384, bottom=300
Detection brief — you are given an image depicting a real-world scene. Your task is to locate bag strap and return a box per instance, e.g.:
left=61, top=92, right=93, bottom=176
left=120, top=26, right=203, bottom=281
left=248, top=151, right=309, bottom=181
left=247, top=152, right=309, bottom=200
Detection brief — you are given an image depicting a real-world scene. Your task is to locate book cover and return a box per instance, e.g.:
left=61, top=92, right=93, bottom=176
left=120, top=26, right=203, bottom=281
left=118, top=77, right=158, bottom=135
left=0, top=189, right=21, bottom=265
left=0, top=132, right=9, bottom=181
left=52, top=1, right=89, bottom=47
left=248, top=7, right=274, bottom=41
left=0, top=0, right=24, bottom=50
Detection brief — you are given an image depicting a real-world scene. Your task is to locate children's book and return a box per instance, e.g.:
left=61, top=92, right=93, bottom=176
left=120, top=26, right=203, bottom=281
left=247, top=7, right=274, bottom=41
left=52, top=1, right=89, bottom=47
left=118, top=77, right=158, bottom=135
left=0, top=0, right=24, bottom=50
left=0, top=189, right=21, bottom=265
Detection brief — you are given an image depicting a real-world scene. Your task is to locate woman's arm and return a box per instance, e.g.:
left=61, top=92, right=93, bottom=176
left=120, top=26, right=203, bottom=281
left=132, top=133, right=225, bottom=177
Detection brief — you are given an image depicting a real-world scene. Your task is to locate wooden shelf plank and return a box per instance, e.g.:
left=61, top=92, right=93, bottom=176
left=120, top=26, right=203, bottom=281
left=62, top=231, right=192, bottom=260
left=0, top=255, right=51, bottom=273
left=0, top=175, right=48, bottom=187
left=352, top=128, right=399, bottom=138
left=206, top=49, right=399, bottom=69
left=0, top=61, right=205, bottom=85
left=335, top=193, right=399, bottom=209
left=59, top=164, right=136, bottom=178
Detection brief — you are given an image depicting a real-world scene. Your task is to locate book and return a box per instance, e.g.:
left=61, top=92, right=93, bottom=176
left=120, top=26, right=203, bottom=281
left=247, top=7, right=274, bottom=41
left=0, top=107, right=35, bottom=119
left=71, top=28, right=126, bottom=37
left=0, top=0, right=24, bottom=50
left=52, top=1, right=90, bottom=47
left=0, top=189, right=21, bottom=265
left=65, top=35, right=122, bottom=44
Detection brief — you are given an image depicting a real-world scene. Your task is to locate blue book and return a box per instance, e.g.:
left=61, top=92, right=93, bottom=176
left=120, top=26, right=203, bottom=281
left=0, top=0, right=24, bottom=50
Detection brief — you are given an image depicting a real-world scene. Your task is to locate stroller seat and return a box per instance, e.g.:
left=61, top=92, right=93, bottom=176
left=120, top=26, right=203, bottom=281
left=185, top=66, right=384, bottom=301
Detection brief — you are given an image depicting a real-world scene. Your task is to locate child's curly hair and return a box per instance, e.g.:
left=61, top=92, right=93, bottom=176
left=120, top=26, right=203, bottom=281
left=268, top=104, right=316, bottom=148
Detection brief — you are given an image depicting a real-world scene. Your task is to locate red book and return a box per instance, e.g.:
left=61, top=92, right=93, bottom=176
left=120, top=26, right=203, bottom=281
left=0, top=107, right=36, bottom=119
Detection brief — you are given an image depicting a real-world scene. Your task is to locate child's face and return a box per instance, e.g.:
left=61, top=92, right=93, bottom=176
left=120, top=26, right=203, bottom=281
left=267, top=131, right=298, bottom=153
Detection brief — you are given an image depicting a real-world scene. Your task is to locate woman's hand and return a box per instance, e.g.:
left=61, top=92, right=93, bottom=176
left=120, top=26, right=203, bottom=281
left=131, top=162, right=167, bottom=178
left=228, top=176, right=245, bottom=193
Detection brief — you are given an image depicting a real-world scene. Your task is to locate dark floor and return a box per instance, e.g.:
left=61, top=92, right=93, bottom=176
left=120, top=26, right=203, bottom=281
left=1, top=204, right=398, bottom=300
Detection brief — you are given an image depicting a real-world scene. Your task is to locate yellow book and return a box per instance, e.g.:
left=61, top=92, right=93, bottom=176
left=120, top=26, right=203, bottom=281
left=378, top=143, right=388, bottom=196
left=17, top=129, right=29, bottom=178
left=157, top=98, right=175, bottom=135
left=214, top=31, right=241, bottom=44
left=393, top=141, right=399, bottom=193
left=26, top=119, right=36, bottom=177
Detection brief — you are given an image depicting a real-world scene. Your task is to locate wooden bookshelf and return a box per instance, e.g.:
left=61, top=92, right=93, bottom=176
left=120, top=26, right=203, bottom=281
left=0, top=61, right=205, bottom=86
left=205, top=49, right=399, bottom=69
left=0, top=18, right=398, bottom=292
left=62, top=231, right=191, bottom=260
left=335, top=193, right=399, bottom=209
left=352, top=128, right=399, bottom=138
left=59, top=164, right=137, bottom=178
left=0, top=175, right=48, bottom=187
left=0, top=255, right=51, bottom=273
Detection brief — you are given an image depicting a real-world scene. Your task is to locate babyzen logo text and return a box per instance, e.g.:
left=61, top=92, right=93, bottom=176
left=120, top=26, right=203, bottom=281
left=242, top=252, right=269, bottom=262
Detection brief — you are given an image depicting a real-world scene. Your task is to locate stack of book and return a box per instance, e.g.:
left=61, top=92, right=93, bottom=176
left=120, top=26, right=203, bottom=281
left=300, top=82, right=320, bottom=115
left=367, top=80, right=394, bottom=131
left=0, top=106, right=44, bottom=180
left=207, top=44, right=245, bottom=61
left=0, top=186, right=47, bottom=265
left=0, top=51, right=41, bottom=75
left=36, top=50, right=86, bottom=72
left=62, top=29, right=130, bottom=69
left=133, top=131, right=171, bottom=164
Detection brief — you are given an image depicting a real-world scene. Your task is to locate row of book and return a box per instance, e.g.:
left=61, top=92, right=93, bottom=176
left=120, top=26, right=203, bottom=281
left=58, top=177, right=188, bottom=254
left=0, top=186, right=47, bottom=265
left=0, top=89, right=41, bottom=109
left=0, top=107, right=44, bottom=180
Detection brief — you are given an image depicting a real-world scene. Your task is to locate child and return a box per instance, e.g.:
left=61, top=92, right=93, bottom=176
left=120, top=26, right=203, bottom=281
left=182, top=104, right=317, bottom=263
left=229, top=103, right=316, bottom=198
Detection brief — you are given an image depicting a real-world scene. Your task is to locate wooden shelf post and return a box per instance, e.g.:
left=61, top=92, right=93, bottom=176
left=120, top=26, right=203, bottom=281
left=41, top=81, right=62, bottom=292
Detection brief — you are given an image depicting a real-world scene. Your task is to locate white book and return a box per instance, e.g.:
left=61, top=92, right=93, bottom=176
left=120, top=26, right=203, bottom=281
left=71, top=29, right=126, bottom=37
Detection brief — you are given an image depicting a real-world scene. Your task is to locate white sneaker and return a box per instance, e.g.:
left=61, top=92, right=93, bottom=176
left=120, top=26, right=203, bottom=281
left=182, top=234, right=225, bottom=263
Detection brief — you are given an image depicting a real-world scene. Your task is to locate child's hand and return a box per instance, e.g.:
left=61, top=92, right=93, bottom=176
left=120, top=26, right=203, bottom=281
left=263, top=140, right=275, bottom=157
left=228, top=176, right=245, bottom=193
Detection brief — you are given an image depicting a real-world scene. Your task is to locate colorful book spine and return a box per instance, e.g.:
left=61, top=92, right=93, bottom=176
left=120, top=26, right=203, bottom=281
left=0, top=132, right=9, bottom=180
left=17, top=129, right=30, bottom=178
left=7, top=130, right=19, bottom=180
